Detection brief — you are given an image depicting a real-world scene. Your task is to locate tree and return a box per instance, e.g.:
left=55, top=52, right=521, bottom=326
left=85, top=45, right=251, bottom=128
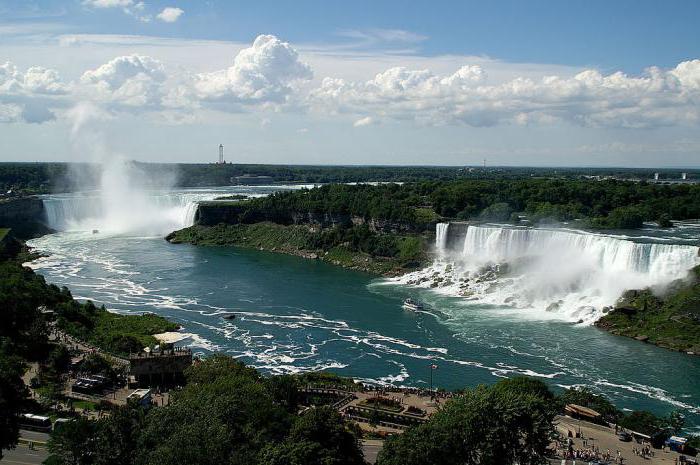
left=47, top=416, right=96, bottom=465
left=0, top=344, right=28, bottom=459
left=260, top=406, right=365, bottom=465
left=135, top=356, right=292, bottom=465
left=492, top=376, right=555, bottom=401
left=93, top=406, right=144, bottom=465
left=266, top=375, right=300, bottom=413
left=618, top=411, right=663, bottom=436
left=376, top=385, right=554, bottom=465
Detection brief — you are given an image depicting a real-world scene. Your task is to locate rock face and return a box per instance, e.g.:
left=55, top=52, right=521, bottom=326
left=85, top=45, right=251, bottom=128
left=194, top=203, right=419, bottom=233
left=0, top=197, right=52, bottom=239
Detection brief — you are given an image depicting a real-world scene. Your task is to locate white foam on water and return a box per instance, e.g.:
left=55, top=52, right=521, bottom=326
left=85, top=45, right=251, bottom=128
left=394, top=223, right=700, bottom=323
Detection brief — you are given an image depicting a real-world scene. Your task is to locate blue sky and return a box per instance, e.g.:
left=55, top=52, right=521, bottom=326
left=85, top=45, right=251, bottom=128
left=1, top=0, right=700, bottom=166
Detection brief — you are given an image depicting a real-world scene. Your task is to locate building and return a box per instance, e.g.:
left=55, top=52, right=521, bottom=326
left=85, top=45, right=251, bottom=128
left=127, top=388, right=153, bottom=408
left=128, top=345, right=192, bottom=387
left=218, top=144, right=225, bottom=164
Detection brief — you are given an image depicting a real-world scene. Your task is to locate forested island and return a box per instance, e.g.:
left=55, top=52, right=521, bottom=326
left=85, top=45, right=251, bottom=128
left=167, top=179, right=700, bottom=274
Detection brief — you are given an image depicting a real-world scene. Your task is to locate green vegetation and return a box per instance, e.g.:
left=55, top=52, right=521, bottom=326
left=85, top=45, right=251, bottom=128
left=56, top=301, right=179, bottom=356
left=194, top=179, right=700, bottom=231
left=168, top=222, right=426, bottom=275
left=46, top=355, right=365, bottom=465
left=377, top=378, right=556, bottom=465
left=0, top=239, right=178, bottom=455
left=595, top=265, right=700, bottom=353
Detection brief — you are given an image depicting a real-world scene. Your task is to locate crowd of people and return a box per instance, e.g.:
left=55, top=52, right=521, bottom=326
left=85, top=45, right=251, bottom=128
left=555, top=437, right=626, bottom=464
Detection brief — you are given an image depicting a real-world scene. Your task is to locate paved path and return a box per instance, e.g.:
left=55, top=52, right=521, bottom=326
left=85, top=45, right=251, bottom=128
left=1, top=446, right=48, bottom=465
left=362, top=440, right=384, bottom=464
left=555, top=416, right=687, bottom=464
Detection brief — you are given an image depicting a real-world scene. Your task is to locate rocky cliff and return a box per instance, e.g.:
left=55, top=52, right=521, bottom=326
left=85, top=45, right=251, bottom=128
left=0, top=197, right=52, bottom=239
left=194, top=202, right=421, bottom=233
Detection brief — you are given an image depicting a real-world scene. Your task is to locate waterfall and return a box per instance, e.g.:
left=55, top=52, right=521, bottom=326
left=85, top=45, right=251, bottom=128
left=399, top=223, right=700, bottom=323
left=435, top=222, right=449, bottom=253
left=42, top=191, right=214, bottom=235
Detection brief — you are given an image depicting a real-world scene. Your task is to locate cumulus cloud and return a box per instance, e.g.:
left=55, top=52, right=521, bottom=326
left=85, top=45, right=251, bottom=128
left=157, top=7, right=184, bottom=23
left=80, top=55, right=167, bottom=108
left=0, top=61, right=67, bottom=123
left=311, top=61, right=700, bottom=128
left=194, top=34, right=312, bottom=107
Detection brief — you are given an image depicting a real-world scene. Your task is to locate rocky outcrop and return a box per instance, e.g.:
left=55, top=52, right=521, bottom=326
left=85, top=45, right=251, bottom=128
left=0, top=197, right=52, bottom=239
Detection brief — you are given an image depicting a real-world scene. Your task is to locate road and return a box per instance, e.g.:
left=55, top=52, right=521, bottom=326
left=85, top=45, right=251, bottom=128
left=0, top=430, right=49, bottom=465
left=0, top=446, right=48, bottom=465
left=362, top=440, right=384, bottom=464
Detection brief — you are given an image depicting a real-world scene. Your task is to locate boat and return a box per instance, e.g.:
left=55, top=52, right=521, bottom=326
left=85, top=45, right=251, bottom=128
left=220, top=313, right=236, bottom=320
left=92, top=229, right=99, bottom=234
left=402, top=298, right=424, bottom=311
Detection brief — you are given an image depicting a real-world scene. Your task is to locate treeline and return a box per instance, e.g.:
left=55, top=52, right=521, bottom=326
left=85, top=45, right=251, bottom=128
left=2, top=161, right=698, bottom=194
left=203, top=179, right=700, bottom=230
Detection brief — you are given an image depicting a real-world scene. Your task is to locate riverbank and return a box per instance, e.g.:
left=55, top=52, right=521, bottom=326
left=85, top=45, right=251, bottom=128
left=166, top=222, right=428, bottom=276
left=595, top=265, right=700, bottom=355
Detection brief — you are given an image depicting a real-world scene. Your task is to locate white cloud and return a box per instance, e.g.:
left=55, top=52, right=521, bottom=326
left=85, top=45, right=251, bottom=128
left=83, top=0, right=134, bottom=8
left=80, top=55, right=167, bottom=108
left=310, top=61, right=700, bottom=128
left=82, top=0, right=151, bottom=22
left=194, top=34, right=313, bottom=107
left=0, top=61, right=67, bottom=123
left=157, top=7, right=184, bottom=23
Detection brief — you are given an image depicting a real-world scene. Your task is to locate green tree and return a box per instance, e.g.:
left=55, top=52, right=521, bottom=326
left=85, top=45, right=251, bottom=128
left=47, top=416, right=96, bottom=465
left=260, top=406, right=365, bottom=465
left=0, top=344, right=27, bottom=459
left=93, top=406, right=145, bottom=465
left=376, top=385, right=554, bottom=465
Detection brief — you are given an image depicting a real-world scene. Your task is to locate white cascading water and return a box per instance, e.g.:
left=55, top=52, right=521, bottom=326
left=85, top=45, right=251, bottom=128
left=43, top=192, right=211, bottom=235
left=399, top=222, right=700, bottom=323
left=41, top=159, right=215, bottom=236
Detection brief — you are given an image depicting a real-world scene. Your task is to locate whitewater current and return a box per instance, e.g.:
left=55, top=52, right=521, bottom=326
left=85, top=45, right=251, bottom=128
left=25, top=188, right=700, bottom=430
left=394, top=222, right=700, bottom=323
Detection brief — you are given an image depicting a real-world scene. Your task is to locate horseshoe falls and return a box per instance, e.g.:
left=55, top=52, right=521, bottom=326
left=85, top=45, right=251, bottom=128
left=42, top=190, right=217, bottom=236
left=396, top=223, right=700, bottom=323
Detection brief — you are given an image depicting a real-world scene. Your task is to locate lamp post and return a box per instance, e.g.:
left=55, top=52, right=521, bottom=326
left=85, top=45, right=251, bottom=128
left=428, top=363, right=438, bottom=398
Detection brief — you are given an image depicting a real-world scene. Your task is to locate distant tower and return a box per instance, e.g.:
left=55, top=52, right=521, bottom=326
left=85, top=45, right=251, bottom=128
left=654, top=172, right=659, bottom=181
left=219, top=144, right=224, bottom=164
left=483, top=159, right=487, bottom=169
left=681, top=172, right=688, bottom=180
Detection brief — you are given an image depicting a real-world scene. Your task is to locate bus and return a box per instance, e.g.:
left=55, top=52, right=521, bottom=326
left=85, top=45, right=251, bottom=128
left=19, top=413, right=51, bottom=432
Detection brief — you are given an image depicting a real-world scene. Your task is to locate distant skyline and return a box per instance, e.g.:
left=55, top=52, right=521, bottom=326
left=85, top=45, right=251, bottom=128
left=1, top=0, right=700, bottom=167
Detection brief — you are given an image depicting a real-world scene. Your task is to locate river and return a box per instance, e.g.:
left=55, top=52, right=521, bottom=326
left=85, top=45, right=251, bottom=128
left=26, top=185, right=700, bottom=431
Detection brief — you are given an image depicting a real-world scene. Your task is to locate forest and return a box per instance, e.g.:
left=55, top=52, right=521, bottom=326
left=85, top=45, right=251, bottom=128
left=199, top=179, right=700, bottom=230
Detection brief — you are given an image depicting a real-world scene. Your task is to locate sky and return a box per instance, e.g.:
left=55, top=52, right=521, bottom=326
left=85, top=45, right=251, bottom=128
left=1, top=0, right=700, bottom=167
